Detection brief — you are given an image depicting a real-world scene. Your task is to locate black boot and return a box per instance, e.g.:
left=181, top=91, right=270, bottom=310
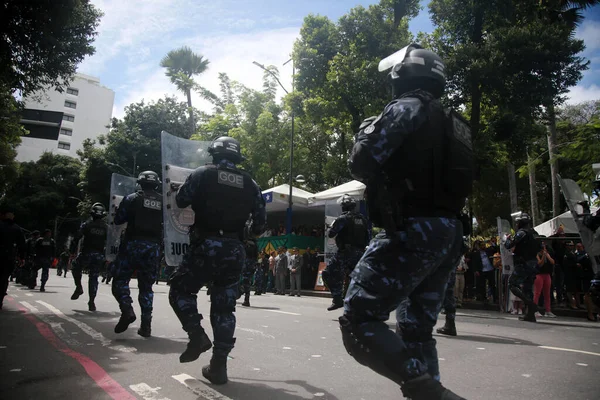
left=327, top=296, right=343, bottom=311
left=88, top=300, right=96, bottom=312
left=202, top=355, right=228, bottom=385
left=40, top=283, right=46, bottom=292
left=401, top=374, right=466, bottom=400
left=71, top=286, right=83, bottom=300
left=137, top=319, right=151, bottom=338
left=519, top=307, right=537, bottom=323
left=114, top=309, right=136, bottom=333
left=436, top=319, right=457, bottom=336
left=242, top=293, right=250, bottom=307
left=180, top=328, right=212, bottom=363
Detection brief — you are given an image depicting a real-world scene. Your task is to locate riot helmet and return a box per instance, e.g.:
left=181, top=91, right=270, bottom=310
left=137, top=171, right=161, bottom=190
left=379, top=43, right=446, bottom=99
left=90, top=202, right=107, bottom=219
left=31, top=230, right=40, bottom=237
left=514, top=212, right=532, bottom=230
left=339, top=194, right=357, bottom=212
left=208, top=136, right=244, bottom=164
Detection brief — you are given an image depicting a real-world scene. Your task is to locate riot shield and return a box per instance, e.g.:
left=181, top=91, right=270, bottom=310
left=324, top=199, right=343, bottom=265
left=497, top=217, right=514, bottom=312
left=106, top=173, right=137, bottom=262
left=558, top=175, right=599, bottom=270
left=161, top=131, right=211, bottom=267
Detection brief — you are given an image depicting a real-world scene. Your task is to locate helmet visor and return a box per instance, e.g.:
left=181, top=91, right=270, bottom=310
left=378, top=43, right=422, bottom=72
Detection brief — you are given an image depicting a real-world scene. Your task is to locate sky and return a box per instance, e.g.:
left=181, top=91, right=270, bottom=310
left=77, top=0, right=600, bottom=119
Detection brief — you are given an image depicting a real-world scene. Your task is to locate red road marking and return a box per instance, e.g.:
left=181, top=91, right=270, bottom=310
left=6, top=296, right=137, bottom=400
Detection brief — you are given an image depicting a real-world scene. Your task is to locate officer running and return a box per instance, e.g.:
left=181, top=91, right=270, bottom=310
left=35, top=229, right=56, bottom=292
left=70, top=203, right=108, bottom=311
left=169, top=136, right=265, bottom=385
left=0, top=205, right=26, bottom=309
left=505, top=212, right=542, bottom=322
left=20, top=230, right=39, bottom=287
left=240, top=223, right=258, bottom=307
left=338, top=43, right=472, bottom=400
left=112, top=171, right=163, bottom=338
left=323, top=194, right=369, bottom=311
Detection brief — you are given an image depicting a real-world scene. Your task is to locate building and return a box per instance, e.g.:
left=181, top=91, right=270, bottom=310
left=16, top=73, right=115, bottom=162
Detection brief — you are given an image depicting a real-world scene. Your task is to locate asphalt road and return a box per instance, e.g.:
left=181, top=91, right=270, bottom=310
left=1, top=274, right=599, bottom=400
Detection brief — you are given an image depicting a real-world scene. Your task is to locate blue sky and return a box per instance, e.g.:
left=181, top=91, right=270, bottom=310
left=79, top=1, right=600, bottom=119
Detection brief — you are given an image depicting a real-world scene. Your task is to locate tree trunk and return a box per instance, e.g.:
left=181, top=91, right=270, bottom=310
left=507, top=162, right=518, bottom=214
left=528, top=152, right=539, bottom=226
left=546, top=102, right=561, bottom=217
left=186, top=89, right=195, bottom=136
left=469, top=2, right=484, bottom=140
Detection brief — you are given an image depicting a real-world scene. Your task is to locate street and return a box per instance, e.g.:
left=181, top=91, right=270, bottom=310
left=1, top=275, right=599, bottom=400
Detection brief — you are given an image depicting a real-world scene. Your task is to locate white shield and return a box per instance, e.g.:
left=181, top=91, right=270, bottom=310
left=106, top=173, right=137, bottom=262
left=161, top=131, right=211, bottom=266
left=324, top=199, right=343, bottom=265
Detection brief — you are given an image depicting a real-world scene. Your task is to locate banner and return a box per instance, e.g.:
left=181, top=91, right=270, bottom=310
left=324, top=199, right=343, bottom=265
left=106, top=173, right=137, bottom=262
left=161, top=131, right=211, bottom=266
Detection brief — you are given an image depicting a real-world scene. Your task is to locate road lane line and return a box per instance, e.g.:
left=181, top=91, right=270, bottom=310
left=129, top=383, right=171, bottom=400
left=538, top=346, right=600, bottom=357
left=8, top=297, right=137, bottom=400
left=236, top=326, right=274, bottom=339
left=172, top=373, right=233, bottom=400
left=20, top=301, right=80, bottom=347
left=36, top=300, right=136, bottom=353
left=264, top=310, right=301, bottom=316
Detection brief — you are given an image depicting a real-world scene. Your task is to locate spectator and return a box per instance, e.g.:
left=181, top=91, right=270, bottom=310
left=455, top=254, right=467, bottom=308
left=576, top=243, right=597, bottom=321
left=563, top=241, right=583, bottom=309
left=534, top=241, right=557, bottom=318
left=470, top=241, right=498, bottom=304
left=267, top=251, right=276, bottom=293
left=275, top=247, right=288, bottom=295
left=301, top=247, right=311, bottom=289
left=550, top=227, right=567, bottom=305
left=289, top=247, right=302, bottom=296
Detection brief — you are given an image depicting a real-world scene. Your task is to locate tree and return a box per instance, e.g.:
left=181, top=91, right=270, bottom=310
left=160, top=46, right=210, bottom=135
left=0, top=86, right=27, bottom=195
left=0, top=0, right=102, bottom=95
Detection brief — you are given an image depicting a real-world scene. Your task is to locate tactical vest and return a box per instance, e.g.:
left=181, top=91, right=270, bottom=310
left=125, top=190, right=162, bottom=243
left=513, top=228, right=539, bottom=261
left=335, top=212, right=369, bottom=249
left=36, top=238, right=54, bottom=258
left=192, top=165, right=257, bottom=233
left=245, top=239, right=258, bottom=260
left=81, top=219, right=107, bottom=253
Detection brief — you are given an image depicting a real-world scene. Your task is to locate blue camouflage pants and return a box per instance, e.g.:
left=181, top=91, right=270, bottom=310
left=169, top=237, right=245, bottom=357
left=35, top=257, right=52, bottom=286
left=342, top=217, right=463, bottom=383
left=72, top=252, right=105, bottom=301
left=112, top=240, right=160, bottom=322
left=254, top=268, right=265, bottom=292
left=241, top=260, right=255, bottom=296
left=323, top=248, right=364, bottom=298
left=443, top=269, right=457, bottom=321
left=508, top=259, right=538, bottom=308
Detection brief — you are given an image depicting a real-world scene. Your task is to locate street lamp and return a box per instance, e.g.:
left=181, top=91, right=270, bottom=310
left=253, top=58, right=296, bottom=234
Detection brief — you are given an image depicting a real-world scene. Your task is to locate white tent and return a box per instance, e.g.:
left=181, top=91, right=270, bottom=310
left=534, top=207, right=598, bottom=237
left=308, top=180, right=366, bottom=206
left=262, top=184, right=314, bottom=212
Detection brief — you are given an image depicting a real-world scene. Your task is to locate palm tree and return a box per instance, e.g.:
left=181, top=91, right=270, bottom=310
left=160, top=46, right=210, bottom=135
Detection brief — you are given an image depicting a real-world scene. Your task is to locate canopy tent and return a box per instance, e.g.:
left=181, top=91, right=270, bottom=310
left=262, top=184, right=314, bottom=212
left=308, top=180, right=366, bottom=206
left=534, top=207, right=598, bottom=237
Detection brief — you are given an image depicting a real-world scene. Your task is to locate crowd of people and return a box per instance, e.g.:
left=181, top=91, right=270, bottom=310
left=260, top=223, right=325, bottom=238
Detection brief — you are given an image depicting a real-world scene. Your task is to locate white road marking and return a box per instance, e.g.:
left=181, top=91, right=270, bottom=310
left=476, top=348, right=485, bottom=350
left=253, top=368, right=260, bottom=371
left=172, top=373, right=233, bottom=400
left=35, top=300, right=136, bottom=353
left=236, top=327, right=275, bottom=339
left=283, top=347, right=292, bottom=350
left=12, top=294, right=19, bottom=298
left=538, top=346, right=600, bottom=357
left=10, top=369, right=21, bottom=372
left=0, top=346, right=6, bottom=349
left=265, top=310, right=301, bottom=316
left=311, top=355, right=322, bottom=358
left=593, top=343, right=598, bottom=346
left=20, top=301, right=80, bottom=347
left=576, top=363, right=588, bottom=366
left=439, top=358, right=445, bottom=361
left=314, top=393, right=325, bottom=397
left=25, top=293, right=33, bottom=297
left=321, top=337, right=326, bottom=339
left=110, top=357, right=119, bottom=360
left=522, top=374, right=531, bottom=378
left=129, top=383, right=171, bottom=400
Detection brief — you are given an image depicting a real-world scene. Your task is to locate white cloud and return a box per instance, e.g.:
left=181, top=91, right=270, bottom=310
left=567, top=84, right=600, bottom=104
left=576, top=19, right=600, bottom=52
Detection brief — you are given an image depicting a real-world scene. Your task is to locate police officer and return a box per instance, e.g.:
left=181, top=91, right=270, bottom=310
left=22, top=230, right=40, bottom=287
left=579, top=173, right=600, bottom=309
left=240, top=224, right=258, bottom=307
left=34, top=229, right=56, bottom=292
left=339, top=44, right=471, bottom=399
left=0, top=205, right=26, bottom=309
left=70, top=203, right=108, bottom=311
left=111, top=171, right=163, bottom=337
left=169, top=136, right=266, bottom=385
left=505, top=212, right=541, bottom=322
left=323, top=194, right=369, bottom=311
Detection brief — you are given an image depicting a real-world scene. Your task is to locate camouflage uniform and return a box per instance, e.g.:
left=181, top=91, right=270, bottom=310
left=442, top=269, right=457, bottom=322
left=34, top=235, right=56, bottom=290
left=323, top=248, right=364, bottom=298
left=241, top=258, right=256, bottom=297
left=71, top=218, right=108, bottom=305
left=72, top=251, right=105, bottom=299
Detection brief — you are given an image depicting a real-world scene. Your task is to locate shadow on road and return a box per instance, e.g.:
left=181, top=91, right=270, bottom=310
left=213, top=377, right=340, bottom=400
left=536, top=320, right=600, bottom=330
left=436, top=333, right=539, bottom=346
left=238, top=305, right=281, bottom=311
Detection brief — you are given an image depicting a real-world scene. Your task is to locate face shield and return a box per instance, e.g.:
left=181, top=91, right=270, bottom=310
left=378, top=43, right=423, bottom=77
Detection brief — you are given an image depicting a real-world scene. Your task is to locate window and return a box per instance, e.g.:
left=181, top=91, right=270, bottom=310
left=62, top=114, right=75, bottom=122
left=64, top=100, right=76, bottom=109
left=67, top=88, right=79, bottom=95
left=58, top=142, right=71, bottom=150
left=60, top=128, right=72, bottom=136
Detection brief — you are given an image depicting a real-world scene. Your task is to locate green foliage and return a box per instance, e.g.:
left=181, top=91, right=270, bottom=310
left=0, top=0, right=102, bottom=94
left=0, top=87, right=27, bottom=195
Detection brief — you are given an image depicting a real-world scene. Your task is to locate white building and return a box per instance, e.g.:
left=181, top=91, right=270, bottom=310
left=17, top=73, right=115, bottom=162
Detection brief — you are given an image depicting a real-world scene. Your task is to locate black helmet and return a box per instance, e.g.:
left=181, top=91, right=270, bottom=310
left=32, top=230, right=40, bottom=236
left=90, top=202, right=106, bottom=218
left=208, top=136, right=244, bottom=164
left=339, top=194, right=357, bottom=212
left=380, top=43, right=446, bottom=98
left=137, top=171, right=161, bottom=189
left=514, top=212, right=532, bottom=229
